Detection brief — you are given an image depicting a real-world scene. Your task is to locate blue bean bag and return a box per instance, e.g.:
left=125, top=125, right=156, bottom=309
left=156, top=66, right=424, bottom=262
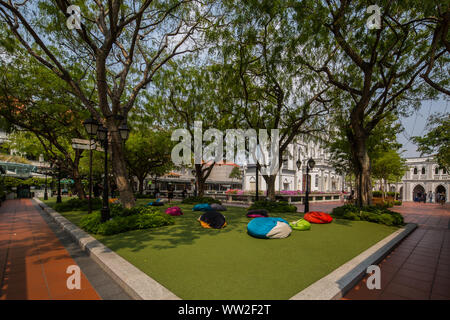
left=247, top=217, right=292, bottom=239
left=146, top=199, right=164, bottom=206
left=192, top=203, right=212, bottom=211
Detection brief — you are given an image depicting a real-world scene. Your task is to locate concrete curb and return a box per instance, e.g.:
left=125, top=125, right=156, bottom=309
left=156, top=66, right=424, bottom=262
left=33, top=198, right=180, bottom=300
left=289, top=222, right=417, bottom=300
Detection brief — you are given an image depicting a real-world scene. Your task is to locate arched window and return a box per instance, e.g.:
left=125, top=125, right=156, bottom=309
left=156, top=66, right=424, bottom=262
left=444, top=168, right=447, bottom=175
left=435, top=167, right=439, bottom=175
left=413, top=167, right=418, bottom=174
left=315, top=174, right=319, bottom=188
left=421, top=167, right=425, bottom=174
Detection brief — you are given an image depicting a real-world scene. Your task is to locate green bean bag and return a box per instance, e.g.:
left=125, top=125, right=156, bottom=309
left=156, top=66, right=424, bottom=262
left=289, top=218, right=311, bottom=231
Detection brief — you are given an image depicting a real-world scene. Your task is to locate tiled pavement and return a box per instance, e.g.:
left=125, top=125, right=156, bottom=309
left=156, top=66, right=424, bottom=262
left=343, top=202, right=450, bottom=300
left=0, top=199, right=131, bottom=300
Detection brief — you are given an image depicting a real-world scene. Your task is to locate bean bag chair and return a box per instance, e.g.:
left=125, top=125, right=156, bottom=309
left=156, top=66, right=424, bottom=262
left=289, top=218, right=311, bottom=231
left=146, top=200, right=164, bottom=206
left=198, top=211, right=227, bottom=229
left=210, top=203, right=227, bottom=211
left=192, top=203, right=212, bottom=211
left=247, top=217, right=291, bottom=239
left=304, top=211, right=333, bottom=224
left=165, top=206, right=183, bottom=216
left=246, top=209, right=269, bottom=218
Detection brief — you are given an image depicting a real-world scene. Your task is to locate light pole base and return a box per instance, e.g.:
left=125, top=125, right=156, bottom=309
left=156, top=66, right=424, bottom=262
left=101, top=207, right=110, bottom=222
left=56, top=195, right=62, bottom=203
left=44, top=192, right=48, bottom=200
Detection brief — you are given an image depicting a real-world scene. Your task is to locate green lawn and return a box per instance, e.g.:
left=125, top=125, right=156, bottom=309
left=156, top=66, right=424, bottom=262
left=42, top=198, right=398, bottom=300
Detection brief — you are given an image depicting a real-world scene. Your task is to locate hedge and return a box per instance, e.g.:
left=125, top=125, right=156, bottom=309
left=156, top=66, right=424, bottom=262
left=53, top=197, right=103, bottom=212
left=331, top=204, right=404, bottom=226
left=248, top=200, right=297, bottom=213
left=79, top=205, right=174, bottom=235
left=181, top=196, right=222, bottom=205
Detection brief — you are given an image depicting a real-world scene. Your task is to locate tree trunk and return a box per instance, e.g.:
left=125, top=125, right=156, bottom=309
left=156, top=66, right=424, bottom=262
left=355, top=147, right=372, bottom=207
left=108, top=123, right=136, bottom=208
left=263, top=175, right=277, bottom=201
left=138, top=176, right=145, bottom=195
left=73, top=176, right=85, bottom=199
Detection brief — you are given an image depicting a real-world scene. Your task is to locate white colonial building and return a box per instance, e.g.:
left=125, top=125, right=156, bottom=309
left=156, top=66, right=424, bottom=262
left=243, top=138, right=345, bottom=193
left=388, top=156, right=449, bottom=203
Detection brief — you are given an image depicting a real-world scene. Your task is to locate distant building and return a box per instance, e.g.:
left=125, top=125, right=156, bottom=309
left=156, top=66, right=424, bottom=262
left=388, top=156, right=449, bottom=203
left=242, top=139, right=345, bottom=193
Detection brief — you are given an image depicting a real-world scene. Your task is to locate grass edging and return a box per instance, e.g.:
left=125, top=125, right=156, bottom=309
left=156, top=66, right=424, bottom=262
left=289, top=222, right=417, bottom=300
left=33, top=198, right=180, bottom=300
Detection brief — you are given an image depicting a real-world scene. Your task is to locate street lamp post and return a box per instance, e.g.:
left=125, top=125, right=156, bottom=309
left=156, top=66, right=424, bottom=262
left=97, top=121, right=129, bottom=223
left=56, top=161, right=62, bottom=203
left=97, top=125, right=110, bottom=222
left=40, top=159, right=49, bottom=200
left=304, top=158, right=315, bottom=214
left=83, top=118, right=99, bottom=214
left=44, top=167, right=48, bottom=200
left=191, top=169, right=197, bottom=197
left=255, top=162, right=259, bottom=202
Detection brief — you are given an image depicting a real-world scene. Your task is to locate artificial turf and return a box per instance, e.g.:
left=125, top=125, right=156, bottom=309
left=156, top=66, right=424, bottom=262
left=43, top=198, right=398, bottom=300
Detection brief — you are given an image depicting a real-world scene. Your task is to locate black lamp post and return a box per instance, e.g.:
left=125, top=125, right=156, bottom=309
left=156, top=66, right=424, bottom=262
left=97, top=121, right=129, bottom=223
left=40, top=158, right=49, bottom=201
left=191, top=169, right=197, bottom=197
left=97, top=125, right=110, bottom=222
left=83, top=118, right=99, bottom=214
left=304, top=158, right=315, bottom=214
left=56, top=160, right=62, bottom=203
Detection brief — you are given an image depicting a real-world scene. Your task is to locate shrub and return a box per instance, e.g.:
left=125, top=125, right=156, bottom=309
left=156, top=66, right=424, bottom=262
left=134, top=193, right=152, bottom=199
left=331, top=204, right=403, bottom=226
left=54, top=197, right=102, bottom=212
left=248, top=200, right=297, bottom=213
left=181, top=196, right=221, bottom=205
left=372, top=191, right=383, bottom=197
left=394, top=200, right=402, bottom=206
left=80, top=206, right=174, bottom=235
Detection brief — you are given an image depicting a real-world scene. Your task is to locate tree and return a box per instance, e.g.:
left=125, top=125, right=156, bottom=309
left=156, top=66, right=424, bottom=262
left=124, top=129, right=173, bottom=195
left=327, top=113, right=403, bottom=198
left=371, top=148, right=407, bottom=199
left=412, top=112, right=450, bottom=171
left=212, top=0, right=330, bottom=199
left=0, top=0, right=216, bottom=208
left=0, top=56, right=91, bottom=199
left=294, top=0, right=442, bottom=207
left=228, top=166, right=242, bottom=183
left=149, top=60, right=233, bottom=197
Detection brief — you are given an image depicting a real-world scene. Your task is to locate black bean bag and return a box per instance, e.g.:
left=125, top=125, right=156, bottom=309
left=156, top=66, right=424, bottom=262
left=198, top=210, right=227, bottom=229
left=210, top=203, right=227, bottom=211
left=246, top=209, right=269, bottom=218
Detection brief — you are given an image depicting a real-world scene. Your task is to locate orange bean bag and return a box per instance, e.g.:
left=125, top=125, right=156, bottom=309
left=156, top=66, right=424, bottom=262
left=304, top=211, right=333, bottom=224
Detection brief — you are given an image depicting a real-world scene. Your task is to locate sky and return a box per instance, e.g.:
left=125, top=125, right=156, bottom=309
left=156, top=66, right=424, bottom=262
left=397, top=98, right=449, bottom=158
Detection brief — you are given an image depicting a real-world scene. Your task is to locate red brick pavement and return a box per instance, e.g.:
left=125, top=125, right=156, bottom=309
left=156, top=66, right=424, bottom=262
left=0, top=199, right=100, bottom=300
left=343, top=202, right=450, bottom=300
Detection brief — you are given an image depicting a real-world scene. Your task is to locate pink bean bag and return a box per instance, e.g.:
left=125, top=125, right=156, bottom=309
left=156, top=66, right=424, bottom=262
left=165, top=206, right=183, bottom=216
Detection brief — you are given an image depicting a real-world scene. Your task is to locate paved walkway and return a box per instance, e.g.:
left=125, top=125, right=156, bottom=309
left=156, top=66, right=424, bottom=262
left=0, top=199, right=130, bottom=300
left=344, top=202, right=450, bottom=300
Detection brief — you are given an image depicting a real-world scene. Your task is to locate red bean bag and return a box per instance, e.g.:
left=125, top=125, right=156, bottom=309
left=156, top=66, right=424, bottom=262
left=304, top=211, right=333, bottom=224
left=165, top=206, right=183, bottom=216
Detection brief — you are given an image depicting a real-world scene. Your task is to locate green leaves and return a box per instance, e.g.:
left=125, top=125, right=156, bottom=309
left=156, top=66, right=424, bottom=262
left=412, top=112, right=450, bottom=171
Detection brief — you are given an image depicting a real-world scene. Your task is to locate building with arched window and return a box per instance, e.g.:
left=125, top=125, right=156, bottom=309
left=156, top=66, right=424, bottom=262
left=242, top=139, right=344, bottom=194
left=388, top=156, right=449, bottom=203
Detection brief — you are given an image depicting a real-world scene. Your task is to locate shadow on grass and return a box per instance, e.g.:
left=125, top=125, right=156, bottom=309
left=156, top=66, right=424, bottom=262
left=98, top=205, right=308, bottom=252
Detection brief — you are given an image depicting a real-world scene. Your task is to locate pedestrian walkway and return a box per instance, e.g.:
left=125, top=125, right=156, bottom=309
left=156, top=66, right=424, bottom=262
left=343, top=202, right=450, bottom=300
left=0, top=199, right=129, bottom=300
